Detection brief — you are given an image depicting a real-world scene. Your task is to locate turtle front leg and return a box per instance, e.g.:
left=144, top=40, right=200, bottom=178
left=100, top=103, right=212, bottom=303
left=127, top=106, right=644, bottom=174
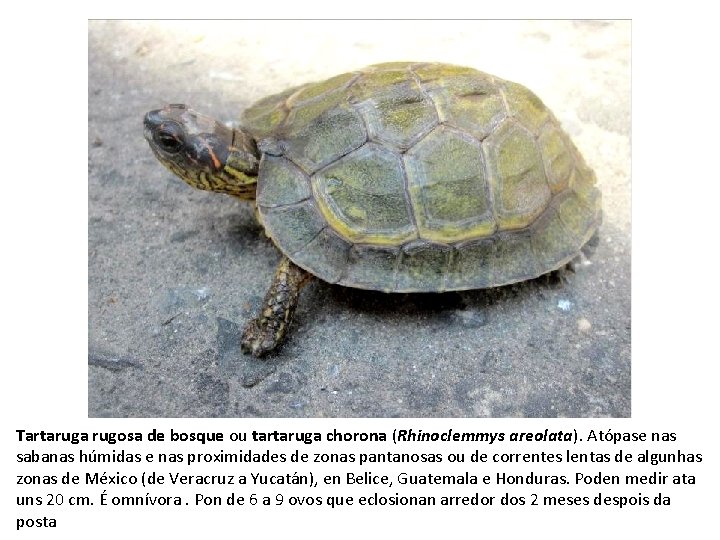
left=241, top=256, right=312, bottom=357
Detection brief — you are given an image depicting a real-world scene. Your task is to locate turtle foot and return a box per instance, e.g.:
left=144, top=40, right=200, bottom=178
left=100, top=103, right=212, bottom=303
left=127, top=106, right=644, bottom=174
left=240, top=256, right=311, bottom=358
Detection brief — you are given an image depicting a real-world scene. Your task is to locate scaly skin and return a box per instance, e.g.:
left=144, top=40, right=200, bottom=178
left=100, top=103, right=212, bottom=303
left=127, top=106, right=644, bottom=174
left=241, top=257, right=312, bottom=357
left=143, top=104, right=259, bottom=199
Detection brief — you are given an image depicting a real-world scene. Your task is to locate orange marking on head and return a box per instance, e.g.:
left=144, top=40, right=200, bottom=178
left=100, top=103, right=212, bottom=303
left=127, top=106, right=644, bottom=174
left=198, top=137, right=222, bottom=170
left=206, top=145, right=221, bottom=170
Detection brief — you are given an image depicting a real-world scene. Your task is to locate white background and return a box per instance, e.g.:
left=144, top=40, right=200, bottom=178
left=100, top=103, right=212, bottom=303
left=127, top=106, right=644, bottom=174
left=3, top=2, right=720, bottom=538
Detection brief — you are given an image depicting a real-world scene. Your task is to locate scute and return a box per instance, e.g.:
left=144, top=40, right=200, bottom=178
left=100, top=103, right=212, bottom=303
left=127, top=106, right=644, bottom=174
left=345, top=245, right=400, bottom=291
left=289, top=72, right=357, bottom=105
left=350, top=68, right=412, bottom=102
left=249, top=62, right=601, bottom=292
left=500, top=80, right=550, bottom=134
left=311, top=143, right=415, bottom=245
left=485, top=120, right=551, bottom=230
left=259, top=200, right=325, bottom=256
left=291, top=228, right=351, bottom=284
left=421, top=69, right=507, bottom=140
left=404, top=127, right=494, bottom=242
left=283, top=105, right=367, bottom=173
left=538, top=124, right=574, bottom=194
left=556, top=191, right=597, bottom=243
left=531, top=207, right=579, bottom=270
left=256, top=155, right=310, bottom=207
left=241, top=84, right=305, bottom=138
left=357, top=78, right=439, bottom=150
left=492, top=232, right=539, bottom=284
left=396, top=241, right=452, bottom=292
left=446, top=240, right=494, bottom=290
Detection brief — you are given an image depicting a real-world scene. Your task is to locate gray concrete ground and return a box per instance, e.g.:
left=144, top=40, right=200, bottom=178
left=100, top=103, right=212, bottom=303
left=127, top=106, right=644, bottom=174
left=88, top=20, right=630, bottom=417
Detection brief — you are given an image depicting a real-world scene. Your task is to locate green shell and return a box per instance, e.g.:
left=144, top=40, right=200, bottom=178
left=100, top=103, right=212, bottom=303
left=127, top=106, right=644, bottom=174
left=242, top=62, right=601, bottom=292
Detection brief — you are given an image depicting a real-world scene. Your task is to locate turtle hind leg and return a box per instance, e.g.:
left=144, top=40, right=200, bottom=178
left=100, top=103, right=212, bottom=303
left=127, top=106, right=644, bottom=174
left=241, top=256, right=312, bottom=357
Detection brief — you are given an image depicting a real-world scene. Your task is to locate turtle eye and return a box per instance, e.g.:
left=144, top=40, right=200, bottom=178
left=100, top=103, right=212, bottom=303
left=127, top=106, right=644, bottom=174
left=154, top=126, right=184, bottom=154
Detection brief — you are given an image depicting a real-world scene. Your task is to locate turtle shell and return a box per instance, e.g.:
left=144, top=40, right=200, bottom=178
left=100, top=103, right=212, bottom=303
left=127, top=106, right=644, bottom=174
left=242, top=62, right=601, bottom=292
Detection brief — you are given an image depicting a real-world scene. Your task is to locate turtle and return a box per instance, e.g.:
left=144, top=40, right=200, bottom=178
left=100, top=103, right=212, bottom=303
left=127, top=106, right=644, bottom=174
left=143, top=62, right=601, bottom=357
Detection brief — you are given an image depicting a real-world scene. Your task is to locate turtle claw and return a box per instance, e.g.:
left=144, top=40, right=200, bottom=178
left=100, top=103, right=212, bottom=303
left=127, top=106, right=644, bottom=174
left=241, top=319, right=279, bottom=358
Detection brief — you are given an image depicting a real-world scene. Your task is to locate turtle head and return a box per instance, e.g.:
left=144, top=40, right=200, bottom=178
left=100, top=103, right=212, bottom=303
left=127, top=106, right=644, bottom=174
left=144, top=104, right=259, bottom=199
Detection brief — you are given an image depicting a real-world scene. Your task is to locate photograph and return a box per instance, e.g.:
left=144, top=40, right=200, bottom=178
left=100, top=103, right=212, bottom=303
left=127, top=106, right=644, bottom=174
left=88, top=20, right=631, bottom=418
